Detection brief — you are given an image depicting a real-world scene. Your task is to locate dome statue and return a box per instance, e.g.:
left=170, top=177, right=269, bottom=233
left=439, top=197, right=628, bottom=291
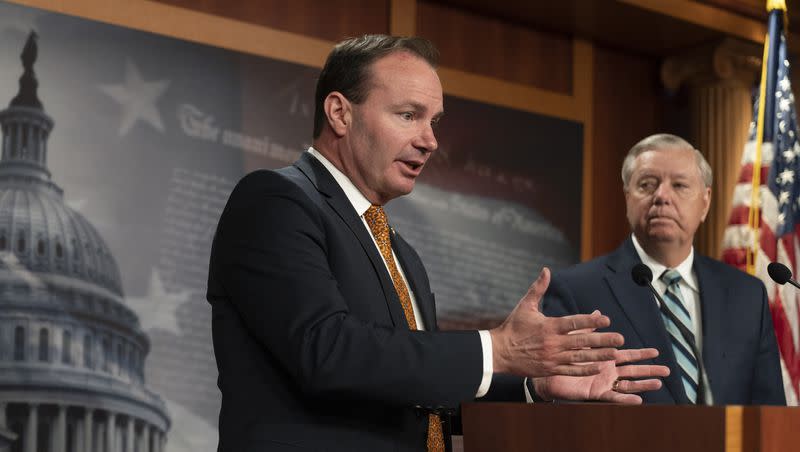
left=0, top=31, right=170, bottom=452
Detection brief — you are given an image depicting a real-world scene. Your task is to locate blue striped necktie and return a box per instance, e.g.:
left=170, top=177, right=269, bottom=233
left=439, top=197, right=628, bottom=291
left=659, top=269, right=700, bottom=403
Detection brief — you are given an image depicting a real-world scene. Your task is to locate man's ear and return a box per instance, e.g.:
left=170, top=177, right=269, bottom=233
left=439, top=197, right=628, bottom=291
left=324, top=92, right=351, bottom=138
left=700, top=187, right=712, bottom=222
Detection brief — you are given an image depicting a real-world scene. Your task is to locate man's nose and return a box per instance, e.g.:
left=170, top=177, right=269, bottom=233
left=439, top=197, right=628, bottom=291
left=653, top=183, right=672, bottom=204
left=414, top=123, right=438, bottom=153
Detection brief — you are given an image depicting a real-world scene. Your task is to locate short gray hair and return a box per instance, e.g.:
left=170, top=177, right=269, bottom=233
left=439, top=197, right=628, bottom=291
left=621, top=133, right=712, bottom=188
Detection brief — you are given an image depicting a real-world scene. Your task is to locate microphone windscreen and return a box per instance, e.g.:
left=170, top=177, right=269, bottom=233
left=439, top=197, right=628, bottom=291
left=768, top=262, right=792, bottom=285
left=631, top=263, right=653, bottom=287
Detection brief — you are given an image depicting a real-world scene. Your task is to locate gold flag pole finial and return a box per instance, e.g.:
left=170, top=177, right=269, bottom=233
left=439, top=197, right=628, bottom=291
left=767, top=0, right=788, bottom=32
left=767, top=0, right=787, bottom=12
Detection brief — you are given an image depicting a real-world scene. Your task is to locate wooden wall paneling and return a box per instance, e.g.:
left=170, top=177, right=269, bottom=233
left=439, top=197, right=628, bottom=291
left=696, top=0, right=800, bottom=26
left=574, top=39, right=594, bottom=261
left=151, top=0, right=390, bottom=42
left=436, top=67, right=581, bottom=121
left=619, top=0, right=767, bottom=43
left=390, top=0, right=417, bottom=35
left=417, top=0, right=573, bottom=94
left=425, top=0, right=791, bottom=57
left=591, top=46, right=664, bottom=257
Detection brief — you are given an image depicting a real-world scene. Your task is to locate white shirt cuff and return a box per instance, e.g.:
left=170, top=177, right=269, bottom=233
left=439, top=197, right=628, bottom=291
left=523, top=378, right=534, bottom=403
left=475, top=330, right=493, bottom=398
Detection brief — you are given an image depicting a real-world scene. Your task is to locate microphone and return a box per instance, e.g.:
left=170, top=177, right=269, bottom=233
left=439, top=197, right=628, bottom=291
left=631, top=264, right=654, bottom=287
left=630, top=263, right=706, bottom=404
left=767, top=262, right=800, bottom=289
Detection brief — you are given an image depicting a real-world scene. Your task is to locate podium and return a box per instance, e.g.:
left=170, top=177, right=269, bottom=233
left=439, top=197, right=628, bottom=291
left=461, top=403, right=800, bottom=452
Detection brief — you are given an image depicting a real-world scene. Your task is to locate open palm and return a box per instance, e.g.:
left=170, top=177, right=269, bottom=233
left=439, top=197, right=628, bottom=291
left=533, top=348, right=670, bottom=404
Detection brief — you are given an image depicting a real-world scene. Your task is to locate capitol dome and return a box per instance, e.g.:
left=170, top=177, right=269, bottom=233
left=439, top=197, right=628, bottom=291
left=0, top=32, right=169, bottom=452
left=0, top=179, right=124, bottom=297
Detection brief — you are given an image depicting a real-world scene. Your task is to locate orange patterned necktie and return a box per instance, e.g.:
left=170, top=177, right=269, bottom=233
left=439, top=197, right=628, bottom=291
left=363, top=205, right=445, bottom=452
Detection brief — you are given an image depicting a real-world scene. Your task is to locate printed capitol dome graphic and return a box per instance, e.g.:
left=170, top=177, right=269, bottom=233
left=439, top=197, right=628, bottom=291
left=0, top=32, right=169, bottom=452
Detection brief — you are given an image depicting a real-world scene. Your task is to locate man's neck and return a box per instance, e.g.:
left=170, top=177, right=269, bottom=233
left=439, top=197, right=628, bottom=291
left=311, top=140, right=344, bottom=172
left=635, top=236, right=692, bottom=268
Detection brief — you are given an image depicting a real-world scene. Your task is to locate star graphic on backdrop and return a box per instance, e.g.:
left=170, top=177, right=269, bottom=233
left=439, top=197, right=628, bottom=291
left=99, top=59, right=170, bottom=136
left=126, top=268, right=190, bottom=334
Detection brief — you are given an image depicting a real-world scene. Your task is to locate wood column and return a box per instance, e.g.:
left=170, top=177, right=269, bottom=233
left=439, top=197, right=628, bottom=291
left=661, top=38, right=761, bottom=258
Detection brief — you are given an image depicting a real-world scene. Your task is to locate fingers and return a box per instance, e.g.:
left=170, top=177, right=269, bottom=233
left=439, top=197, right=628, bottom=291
left=549, top=363, right=603, bottom=377
left=553, top=312, right=612, bottom=334
left=567, top=327, right=596, bottom=335
left=614, top=348, right=660, bottom=365
left=601, top=377, right=663, bottom=404
left=617, top=364, right=670, bottom=379
left=522, top=267, right=551, bottom=312
left=556, top=347, right=618, bottom=364
left=601, top=392, right=644, bottom=405
left=563, top=331, right=624, bottom=349
left=567, top=311, right=600, bottom=335
left=612, top=378, right=663, bottom=394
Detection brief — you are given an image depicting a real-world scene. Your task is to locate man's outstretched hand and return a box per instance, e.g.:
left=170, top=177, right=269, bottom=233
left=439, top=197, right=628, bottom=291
left=532, top=348, right=671, bottom=404
left=490, top=267, right=624, bottom=378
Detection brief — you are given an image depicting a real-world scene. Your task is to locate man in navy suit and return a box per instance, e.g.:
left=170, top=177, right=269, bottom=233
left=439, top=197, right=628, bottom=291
left=542, top=133, right=785, bottom=405
left=207, top=35, right=670, bottom=452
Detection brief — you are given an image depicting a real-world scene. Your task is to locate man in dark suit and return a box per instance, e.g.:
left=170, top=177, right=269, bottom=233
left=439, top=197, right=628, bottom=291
left=542, top=133, right=785, bottom=405
left=207, top=35, right=670, bottom=452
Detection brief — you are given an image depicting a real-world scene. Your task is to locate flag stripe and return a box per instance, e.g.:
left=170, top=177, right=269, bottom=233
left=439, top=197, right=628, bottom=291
left=722, top=10, right=800, bottom=405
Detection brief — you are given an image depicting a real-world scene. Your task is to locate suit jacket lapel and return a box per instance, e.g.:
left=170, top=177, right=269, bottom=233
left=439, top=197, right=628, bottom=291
left=293, top=154, right=409, bottom=328
left=605, top=238, right=688, bottom=403
left=694, top=255, right=725, bottom=400
left=391, top=230, right=437, bottom=331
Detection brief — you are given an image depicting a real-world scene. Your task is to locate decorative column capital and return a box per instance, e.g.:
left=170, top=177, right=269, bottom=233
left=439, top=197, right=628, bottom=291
left=661, top=38, right=762, bottom=92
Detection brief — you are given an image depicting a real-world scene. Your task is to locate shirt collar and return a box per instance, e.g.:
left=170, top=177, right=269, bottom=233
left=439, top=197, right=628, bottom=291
left=307, top=147, right=373, bottom=216
left=631, top=234, right=698, bottom=292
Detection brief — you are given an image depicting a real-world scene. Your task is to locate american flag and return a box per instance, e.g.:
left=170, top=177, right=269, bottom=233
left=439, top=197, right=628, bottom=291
left=722, top=2, right=799, bottom=405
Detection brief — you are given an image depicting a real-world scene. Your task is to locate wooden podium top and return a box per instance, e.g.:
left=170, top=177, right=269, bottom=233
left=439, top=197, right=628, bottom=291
left=461, top=402, right=800, bottom=452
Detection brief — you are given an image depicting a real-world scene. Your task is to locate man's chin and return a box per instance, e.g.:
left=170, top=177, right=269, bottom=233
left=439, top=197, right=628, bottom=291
left=638, top=225, right=678, bottom=241
left=382, top=181, right=415, bottom=202
left=644, top=231, right=679, bottom=244
left=394, top=177, right=416, bottom=194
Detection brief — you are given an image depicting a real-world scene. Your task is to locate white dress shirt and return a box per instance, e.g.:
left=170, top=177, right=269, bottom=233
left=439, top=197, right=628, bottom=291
left=307, top=147, right=493, bottom=398
left=631, top=234, right=713, bottom=404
